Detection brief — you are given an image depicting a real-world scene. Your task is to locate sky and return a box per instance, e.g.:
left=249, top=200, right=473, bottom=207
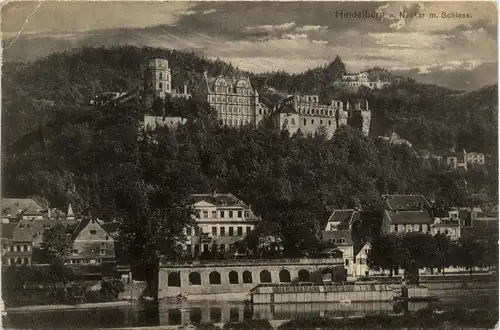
left=2, top=1, right=498, bottom=91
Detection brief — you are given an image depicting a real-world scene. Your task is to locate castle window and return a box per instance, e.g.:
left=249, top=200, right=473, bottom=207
left=303, top=119, right=306, bottom=125
left=159, top=82, right=163, bottom=90
left=311, top=119, right=314, bottom=124
left=159, top=73, right=163, bottom=80
left=320, top=120, right=323, bottom=125
left=328, top=120, right=332, bottom=125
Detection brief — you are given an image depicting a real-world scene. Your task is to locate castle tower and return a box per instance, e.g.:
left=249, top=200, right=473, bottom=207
left=143, top=57, right=171, bottom=107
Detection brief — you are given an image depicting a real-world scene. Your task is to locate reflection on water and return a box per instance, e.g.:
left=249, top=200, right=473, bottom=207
left=3, top=291, right=498, bottom=329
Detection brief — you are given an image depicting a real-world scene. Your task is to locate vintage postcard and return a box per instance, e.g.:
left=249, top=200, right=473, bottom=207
left=1, top=1, right=498, bottom=329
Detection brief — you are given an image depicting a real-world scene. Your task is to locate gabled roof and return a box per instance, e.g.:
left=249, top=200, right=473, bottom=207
left=355, top=241, right=371, bottom=258
left=321, top=230, right=353, bottom=246
left=382, top=194, right=431, bottom=211
left=2, top=198, right=46, bottom=217
left=204, top=75, right=256, bottom=95
left=71, top=218, right=114, bottom=241
left=1, top=223, right=35, bottom=242
left=1, top=223, right=18, bottom=239
left=385, top=210, right=434, bottom=225
left=190, top=193, right=248, bottom=208
left=325, top=209, right=360, bottom=228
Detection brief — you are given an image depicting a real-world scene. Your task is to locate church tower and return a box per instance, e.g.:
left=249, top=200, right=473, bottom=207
left=143, top=58, right=171, bottom=108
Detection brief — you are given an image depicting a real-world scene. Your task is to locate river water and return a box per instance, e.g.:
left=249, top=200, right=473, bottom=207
left=3, top=290, right=498, bottom=329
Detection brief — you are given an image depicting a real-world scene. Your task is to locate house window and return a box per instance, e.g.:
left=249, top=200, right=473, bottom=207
left=186, top=244, right=192, bottom=252
left=23, top=245, right=28, bottom=252
left=229, top=227, right=234, bottom=236
left=212, top=227, right=217, bottom=236
left=9, top=258, right=15, bottom=265
left=105, top=235, right=109, bottom=240
left=194, top=227, right=200, bottom=236
left=237, top=227, right=243, bottom=236
left=159, top=73, right=163, bottom=80
left=238, top=211, right=242, bottom=218
left=419, top=224, right=423, bottom=232
left=212, top=211, right=217, bottom=218
left=345, top=259, right=349, bottom=266
left=99, top=249, right=106, bottom=256
left=311, top=119, right=314, bottom=124
left=339, top=238, right=346, bottom=244
left=303, top=119, right=306, bottom=125
left=72, top=249, right=78, bottom=255
left=246, top=226, right=251, bottom=233
left=90, top=230, right=96, bottom=235
left=394, top=225, right=398, bottom=232
left=203, top=211, right=209, bottom=218
left=245, top=211, right=249, bottom=217
left=220, top=244, right=226, bottom=251
left=328, top=120, right=332, bottom=125
left=159, top=82, right=163, bottom=90
left=220, top=227, right=225, bottom=236
left=229, top=211, right=233, bottom=218
left=220, top=211, right=225, bottom=218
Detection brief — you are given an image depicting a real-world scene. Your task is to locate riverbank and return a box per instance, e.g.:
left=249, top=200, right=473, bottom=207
left=5, top=301, right=132, bottom=313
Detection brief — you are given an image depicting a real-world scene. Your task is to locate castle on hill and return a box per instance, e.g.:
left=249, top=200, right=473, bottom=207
left=139, top=56, right=372, bottom=136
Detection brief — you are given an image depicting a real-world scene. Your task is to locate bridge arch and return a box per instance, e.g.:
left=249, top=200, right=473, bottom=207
left=228, top=271, right=239, bottom=284
left=298, top=269, right=310, bottom=282
left=189, top=272, right=201, bottom=285
left=209, top=271, right=221, bottom=285
left=168, top=271, right=181, bottom=287
left=279, top=269, right=291, bottom=283
left=242, top=270, right=253, bottom=284
left=260, top=270, right=272, bottom=283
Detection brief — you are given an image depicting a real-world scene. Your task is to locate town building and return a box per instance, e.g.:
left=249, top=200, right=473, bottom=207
left=68, top=217, right=116, bottom=265
left=1, top=198, right=46, bottom=223
left=184, top=193, right=261, bottom=257
left=200, top=72, right=266, bottom=128
left=430, top=218, right=461, bottom=240
left=271, top=95, right=371, bottom=137
left=321, top=230, right=354, bottom=274
left=321, top=209, right=365, bottom=277
left=381, top=195, right=435, bottom=234
left=1, top=222, right=33, bottom=265
left=341, top=72, right=390, bottom=90
left=352, top=242, right=372, bottom=278
left=324, top=209, right=361, bottom=231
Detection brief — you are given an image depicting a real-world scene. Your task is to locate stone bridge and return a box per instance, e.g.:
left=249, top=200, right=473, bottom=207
left=158, top=258, right=344, bottom=298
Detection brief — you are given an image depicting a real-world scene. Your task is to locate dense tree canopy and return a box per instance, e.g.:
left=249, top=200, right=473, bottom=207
left=2, top=46, right=497, bottom=272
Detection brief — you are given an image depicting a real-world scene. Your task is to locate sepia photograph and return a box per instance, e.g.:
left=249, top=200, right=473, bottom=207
left=1, top=1, right=498, bottom=329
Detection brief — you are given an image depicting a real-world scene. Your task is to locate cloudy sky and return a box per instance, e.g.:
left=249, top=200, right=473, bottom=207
left=2, top=1, right=498, bottom=90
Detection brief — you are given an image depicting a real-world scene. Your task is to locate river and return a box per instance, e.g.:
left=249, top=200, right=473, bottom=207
left=3, top=290, right=498, bottom=329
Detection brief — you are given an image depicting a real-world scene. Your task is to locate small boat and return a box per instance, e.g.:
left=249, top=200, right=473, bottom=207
left=394, top=294, right=441, bottom=302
